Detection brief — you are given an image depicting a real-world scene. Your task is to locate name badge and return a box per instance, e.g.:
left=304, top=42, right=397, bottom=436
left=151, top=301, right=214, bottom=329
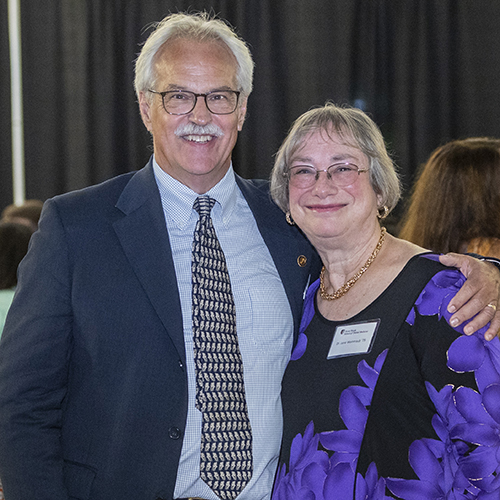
left=327, top=319, right=380, bottom=359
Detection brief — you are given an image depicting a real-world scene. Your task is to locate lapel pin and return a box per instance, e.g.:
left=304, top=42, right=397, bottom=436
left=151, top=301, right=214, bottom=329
left=297, top=255, right=307, bottom=267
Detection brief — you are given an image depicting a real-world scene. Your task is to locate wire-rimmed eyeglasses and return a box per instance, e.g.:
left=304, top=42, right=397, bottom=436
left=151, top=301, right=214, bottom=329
left=286, top=162, right=369, bottom=189
left=148, top=89, right=240, bottom=115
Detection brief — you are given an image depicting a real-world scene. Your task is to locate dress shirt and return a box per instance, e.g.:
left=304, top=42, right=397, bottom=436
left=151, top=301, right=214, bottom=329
left=152, top=159, right=293, bottom=500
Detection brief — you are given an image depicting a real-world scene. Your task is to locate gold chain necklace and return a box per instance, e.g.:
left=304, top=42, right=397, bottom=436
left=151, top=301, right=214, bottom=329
left=320, top=227, right=387, bottom=300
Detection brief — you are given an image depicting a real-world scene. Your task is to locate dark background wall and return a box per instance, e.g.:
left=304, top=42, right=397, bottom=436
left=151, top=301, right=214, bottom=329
left=2, top=0, right=500, bottom=224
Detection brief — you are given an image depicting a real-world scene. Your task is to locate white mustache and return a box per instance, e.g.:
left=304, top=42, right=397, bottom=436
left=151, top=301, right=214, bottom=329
left=174, top=123, right=224, bottom=138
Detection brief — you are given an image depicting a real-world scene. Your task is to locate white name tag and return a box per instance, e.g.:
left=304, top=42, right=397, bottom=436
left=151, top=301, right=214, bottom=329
left=327, top=320, right=380, bottom=359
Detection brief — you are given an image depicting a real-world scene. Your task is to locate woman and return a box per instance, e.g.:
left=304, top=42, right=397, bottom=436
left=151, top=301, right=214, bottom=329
left=270, top=104, right=500, bottom=499
left=399, top=137, right=500, bottom=258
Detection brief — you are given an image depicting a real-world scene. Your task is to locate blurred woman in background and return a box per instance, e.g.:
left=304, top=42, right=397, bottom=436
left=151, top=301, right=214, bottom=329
left=399, top=137, right=500, bottom=258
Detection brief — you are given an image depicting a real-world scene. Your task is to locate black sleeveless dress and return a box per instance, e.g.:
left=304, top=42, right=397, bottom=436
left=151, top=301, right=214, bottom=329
left=273, top=255, right=498, bottom=500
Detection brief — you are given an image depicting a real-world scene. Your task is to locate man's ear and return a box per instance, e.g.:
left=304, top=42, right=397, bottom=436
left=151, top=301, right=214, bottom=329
left=237, top=96, right=248, bottom=131
left=139, top=92, right=153, bottom=132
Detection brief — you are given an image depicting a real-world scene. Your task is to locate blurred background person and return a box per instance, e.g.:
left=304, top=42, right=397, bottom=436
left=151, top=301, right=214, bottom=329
left=0, top=220, right=35, bottom=337
left=1, top=199, right=44, bottom=232
left=399, top=137, right=500, bottom=258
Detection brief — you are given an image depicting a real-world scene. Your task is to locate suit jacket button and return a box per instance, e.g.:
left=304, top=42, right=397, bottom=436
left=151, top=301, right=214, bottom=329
left=169, top=426, right=182, bottom=439
left=297, top=255, right=307, bottom=267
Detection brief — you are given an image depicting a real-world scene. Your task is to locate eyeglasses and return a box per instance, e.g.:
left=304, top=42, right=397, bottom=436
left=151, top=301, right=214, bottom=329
left=286, top=162, right=369, bottom=189
left=148, top=89, right=240, bottom=115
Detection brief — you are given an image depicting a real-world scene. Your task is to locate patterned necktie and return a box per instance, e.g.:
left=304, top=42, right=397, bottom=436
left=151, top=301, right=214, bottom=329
left=191, top=196, right=253, bottom=500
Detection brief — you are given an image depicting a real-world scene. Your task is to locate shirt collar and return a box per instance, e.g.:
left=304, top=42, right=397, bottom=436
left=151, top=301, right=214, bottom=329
left=152, top=156, right=238, bottom=229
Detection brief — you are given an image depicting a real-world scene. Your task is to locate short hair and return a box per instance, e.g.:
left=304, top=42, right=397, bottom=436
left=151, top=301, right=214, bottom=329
left=270, top=102, right=401, bottom=213
left=1, top=199, right=43, bottom=231
left=399, top=137, right=500, bottom=253
left=134, top=12, right=254, bottom=101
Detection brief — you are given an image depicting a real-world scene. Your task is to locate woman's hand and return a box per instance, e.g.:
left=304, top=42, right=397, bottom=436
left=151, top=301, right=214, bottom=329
left=439, top=253, right=500, bottom=340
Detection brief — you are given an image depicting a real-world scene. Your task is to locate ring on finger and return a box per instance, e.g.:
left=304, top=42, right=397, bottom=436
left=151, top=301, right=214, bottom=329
left=486, top=303, right=497, bottom=312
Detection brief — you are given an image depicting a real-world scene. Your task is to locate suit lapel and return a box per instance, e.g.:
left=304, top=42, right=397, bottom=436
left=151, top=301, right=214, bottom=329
left=113, top=163, right=186, bottom=363
left=111, top=168, right=318, bottom=360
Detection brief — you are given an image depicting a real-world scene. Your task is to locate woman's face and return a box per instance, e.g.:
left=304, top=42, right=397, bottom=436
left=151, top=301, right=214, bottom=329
left=288, top=129, right=381, bottom=246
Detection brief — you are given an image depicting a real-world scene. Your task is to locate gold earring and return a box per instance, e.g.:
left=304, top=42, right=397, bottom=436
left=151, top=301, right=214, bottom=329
left=377, top=206, right=389, bottom=219
left=286, top=212, right=295, bottom=225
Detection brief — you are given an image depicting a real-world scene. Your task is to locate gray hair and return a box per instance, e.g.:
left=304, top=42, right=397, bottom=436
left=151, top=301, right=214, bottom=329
left=134, top=12, right=254, bottom=101
left=270, top=102, right=401, bottom=213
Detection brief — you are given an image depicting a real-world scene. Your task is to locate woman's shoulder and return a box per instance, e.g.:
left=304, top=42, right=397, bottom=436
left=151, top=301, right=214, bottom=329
left=405, top=255, right=466, bottom=332
left=385, top=234, right=428, bottom=263
left=378, top=235, right=442, bottom=285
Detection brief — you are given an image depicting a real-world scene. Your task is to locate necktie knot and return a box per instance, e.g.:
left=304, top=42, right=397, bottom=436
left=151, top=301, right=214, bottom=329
left=193, top=196, right=216, bottom=218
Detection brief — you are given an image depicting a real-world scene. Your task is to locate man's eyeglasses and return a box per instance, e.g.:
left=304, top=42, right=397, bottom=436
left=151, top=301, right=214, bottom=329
left=148, top=89, right=240, bottom=115
left=286, top=163, right=369, bottom=189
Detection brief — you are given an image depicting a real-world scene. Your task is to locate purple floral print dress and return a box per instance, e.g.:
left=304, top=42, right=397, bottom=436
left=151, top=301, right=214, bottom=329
left=273, top=254, right=500, bottom=500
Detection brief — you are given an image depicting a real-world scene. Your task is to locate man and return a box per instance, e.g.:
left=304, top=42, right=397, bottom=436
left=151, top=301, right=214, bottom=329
left=0, top=12, right=498, bottom=500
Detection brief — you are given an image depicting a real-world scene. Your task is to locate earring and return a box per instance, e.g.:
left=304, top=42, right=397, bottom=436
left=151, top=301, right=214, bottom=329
left=377, top=206, right=389, bottom=219
left=286, top=212, right=295, bottom=225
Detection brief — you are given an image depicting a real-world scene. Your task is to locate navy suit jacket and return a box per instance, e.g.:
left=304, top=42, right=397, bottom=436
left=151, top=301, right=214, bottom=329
left=0, top=161, right=319, bottom=500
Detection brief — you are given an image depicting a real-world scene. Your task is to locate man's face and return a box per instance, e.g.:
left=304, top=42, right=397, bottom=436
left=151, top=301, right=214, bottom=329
left=139, top=38, right=248, bottom=194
